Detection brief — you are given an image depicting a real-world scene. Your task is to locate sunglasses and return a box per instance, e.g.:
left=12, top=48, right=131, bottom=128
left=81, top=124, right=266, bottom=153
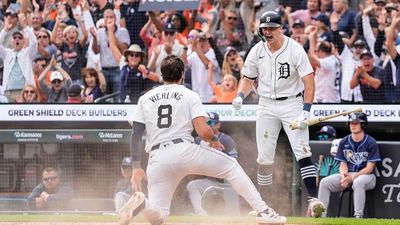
left=207, top=120, right=218, bottom=126
left=227, top=16, right=237, bottom=21
left=43, top=176, right=58, bottom=182
left=38, top=35, right=48, bottom=39
left=13, top=36, right=23, bottom=40
left=51, top=79, right=62, bottom=84
left=128, top=52, right=142, bottom=58
left=24, top=90, right=35, bottom=94
left=164, top=31, right=175, bottom=36
left=317, top=133, right=331, bottom=141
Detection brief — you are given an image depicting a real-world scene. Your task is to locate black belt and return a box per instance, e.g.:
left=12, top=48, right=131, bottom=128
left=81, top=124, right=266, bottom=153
left=275, top=92, right=302, bottom=101
left=151, top=138, right=184, bottom=151
left=102, top=67, right=119, bottom=70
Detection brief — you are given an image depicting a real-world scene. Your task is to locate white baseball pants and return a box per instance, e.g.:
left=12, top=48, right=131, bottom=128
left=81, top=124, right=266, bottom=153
left=256, top=96, right=312, bottom=165
left=140, top=141, right=268, bottom=224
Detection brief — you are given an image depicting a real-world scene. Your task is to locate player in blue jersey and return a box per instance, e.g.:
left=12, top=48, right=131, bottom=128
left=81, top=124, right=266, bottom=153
left=315, top=112, right=381, bottom=218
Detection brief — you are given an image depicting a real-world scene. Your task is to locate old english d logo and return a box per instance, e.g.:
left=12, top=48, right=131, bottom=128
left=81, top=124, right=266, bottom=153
left=278, top=62, right=290, bottom=79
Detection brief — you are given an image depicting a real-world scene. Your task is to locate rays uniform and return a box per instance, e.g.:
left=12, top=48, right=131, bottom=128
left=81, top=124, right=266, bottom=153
left=130, top=84, right=275, bottom=223
left=318, top=134, right=380, bottom=217
left=242, top=36, right=314, bottom=165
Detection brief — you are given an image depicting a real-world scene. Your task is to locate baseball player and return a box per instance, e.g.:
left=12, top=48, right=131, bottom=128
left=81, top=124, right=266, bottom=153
left=232, top=11, right=325, bottom=217
left=119, top=55, right=286, bottom=225
left=317, top=112, right=381, bottom=218
left=316, top=125, right=342, bottom=156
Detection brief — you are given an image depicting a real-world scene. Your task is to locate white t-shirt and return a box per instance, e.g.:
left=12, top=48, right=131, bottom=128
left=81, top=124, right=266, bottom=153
left=339, top=46, right=363, bottom=102
left=131, top=84, right=208, bottom=152
left=314, top=55, right=341, bottom=103
left=242, top=36, right=313, bottom=98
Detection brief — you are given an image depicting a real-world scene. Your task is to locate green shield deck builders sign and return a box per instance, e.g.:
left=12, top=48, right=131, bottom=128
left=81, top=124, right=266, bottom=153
left=0, top=130, right=131, bottom=143
left=139, top=0, right=200, bottom=11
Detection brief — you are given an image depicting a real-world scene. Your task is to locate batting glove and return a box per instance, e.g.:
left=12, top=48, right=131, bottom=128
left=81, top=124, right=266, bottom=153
left=296, top=110, right=310, bottom=129
left=232, top=96, right=243, bottom=110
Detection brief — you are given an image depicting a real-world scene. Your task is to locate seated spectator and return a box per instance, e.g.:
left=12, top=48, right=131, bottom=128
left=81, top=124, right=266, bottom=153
left=208, top=62, right=238, bottom=103
left=114, top=157, right=133, bottom=212
left=38, top=57, right=72, bottom=103
left=315, top=112, right=380, bottom=218
left=221, top=46, right=243, bottom=82
left=16, top=84, right=40, bottom=103
left=67, top=83, right=82, bottom=103
left=350, top=49, right=385, bottom=103
left=81, top=68, right=106, bottom=103
left=0, top=23, right=37, bottom=102
left=186, top=112, right=240, bottom=216
left=27, top=167, right=73, bottom=210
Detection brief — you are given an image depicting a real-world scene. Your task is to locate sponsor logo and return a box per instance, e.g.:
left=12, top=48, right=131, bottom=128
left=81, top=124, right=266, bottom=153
left=55, top=134, right=84, bottom=141
left=98, top=132, right=123, bottom=142
left=14, top=132, right=42, bottom=142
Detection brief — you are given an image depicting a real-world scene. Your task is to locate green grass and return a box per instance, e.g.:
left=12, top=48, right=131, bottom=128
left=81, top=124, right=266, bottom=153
left=0, top=214, right=399, bottom=224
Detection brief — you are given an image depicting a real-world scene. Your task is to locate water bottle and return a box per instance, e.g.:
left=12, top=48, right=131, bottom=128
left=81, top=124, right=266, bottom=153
left=124, top=95, right=131, bottom=103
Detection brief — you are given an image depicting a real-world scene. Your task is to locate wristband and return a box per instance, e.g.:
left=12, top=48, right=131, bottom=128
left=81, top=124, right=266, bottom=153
left=238, top=92, right=245, bottom=99
left=303, top=103, right=312, bottom=112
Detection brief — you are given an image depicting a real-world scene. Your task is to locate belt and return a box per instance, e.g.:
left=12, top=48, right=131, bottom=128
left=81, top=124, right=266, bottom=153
left=102, top=67, right=119, bottom=70
left=151, top=138, right=184, bottom=151
left=275, top=92, right=302, bottom=101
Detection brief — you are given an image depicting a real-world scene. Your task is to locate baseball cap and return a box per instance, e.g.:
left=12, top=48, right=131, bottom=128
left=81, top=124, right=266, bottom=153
left=121, top=157, right=132, bottom=166
left=312, top=14, right=330, bottom=27
left=385, top=3, right=398, bottom=12
left=360, top=49, right=373, bottom=59
left=353, top=39, right=366, bottom=48
left=5, top=7, right=18, bottom=17
left=50, top=71, right=64, bottom=82
left=224, top=46, right=238, bottom=58
left=292, top=19, right=305, bottom=28
left=12, top=30, right=24, bottom=37
left=374, top=0, right=386, bottom=4
left=316, top=125, right=336, bottom=140
left=67, top=84, right=82, bottom=98
left=164, top=23, right=176, bottom=33
left=207, top=112, right=220, bottom=126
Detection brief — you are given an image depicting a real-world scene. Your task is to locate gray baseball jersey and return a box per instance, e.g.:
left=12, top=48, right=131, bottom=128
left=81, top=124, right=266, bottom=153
left=241, top=36, right=314, bottom=98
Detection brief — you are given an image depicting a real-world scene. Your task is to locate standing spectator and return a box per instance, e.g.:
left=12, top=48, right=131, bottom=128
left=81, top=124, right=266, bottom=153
left=114, top=157, right=133, bottom=213
left=16, top=84, right=40, bottom=103
left=290, top=19, right=307, bottom=46
left=90, top=0, right=114, bottom=23
left=310, top=14, right=333, bottom=43
left=27, top=167, right=73, bottom=210
left=331, top=0, right=357, bottom=45
left=0, top=23, right=37, bottom=102
left=187, top=112, right=241, bottom=216
left=308, top=27, right=341, bottom=103
left=208, top=61, right=238, bottom=103
left=81, top=67, right=105, bottom=103
left=36, top=28, right=57, bottom=59
left=92, top=9, right=130, bottom=95
left=221, top=46, right=243, bottom=82
left=45, top=3, right=78, bottom=31
left=38, top=57, right=72, bottom=103
left=120, top=0, right=147, bottom=49
left=183, top=30, right=220, bottom=102
left=30, top=11, right=44, bottom=37
left=32, top=57, right=51, bottom=102
left=350, top=49, right=385, bottom=103
left=290, top=0, right=320, bottom=26
left=196, top=0, right=219, bottom=34
left=148, top=23, right=185, bottom=76
left=213, top=10, right=245, bottom=53
left=67, top=83, right=82, bottom=103
left=316, top=112, right=380, bottom=218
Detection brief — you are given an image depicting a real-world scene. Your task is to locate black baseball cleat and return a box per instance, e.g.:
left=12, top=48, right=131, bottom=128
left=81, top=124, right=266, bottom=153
left=256, top=207, right=287, bottom=224
left=118, top=192, right=145, bottom=225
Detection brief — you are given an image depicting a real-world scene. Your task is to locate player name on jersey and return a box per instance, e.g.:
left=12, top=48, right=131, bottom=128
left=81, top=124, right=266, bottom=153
left=148, top=91, right=184, bottom=102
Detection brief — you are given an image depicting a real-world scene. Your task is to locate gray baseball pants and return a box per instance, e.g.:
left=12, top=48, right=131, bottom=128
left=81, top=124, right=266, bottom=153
left=318, top=173, right=376, bottom=217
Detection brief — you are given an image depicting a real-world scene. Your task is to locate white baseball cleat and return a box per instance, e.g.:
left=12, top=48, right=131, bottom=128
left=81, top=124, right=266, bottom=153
left=308, top=197, right=326, bottom=218
left=118, top=192, right=146, bottom=225
left=256, top=208, right=287, bottom=224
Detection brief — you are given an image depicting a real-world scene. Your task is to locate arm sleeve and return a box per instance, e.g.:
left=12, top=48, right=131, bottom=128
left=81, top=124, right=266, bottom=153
left=130, top=122, right=145, bottom=164
left=374, top=30, right=385, bottom=57
left=208, top=37, right=223, bottom=69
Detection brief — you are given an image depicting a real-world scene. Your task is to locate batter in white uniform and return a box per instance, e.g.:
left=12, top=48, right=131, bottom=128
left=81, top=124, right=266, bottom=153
left=119, top=55, right=286, bottom=225
left=232, top=11, right=325, bottom=217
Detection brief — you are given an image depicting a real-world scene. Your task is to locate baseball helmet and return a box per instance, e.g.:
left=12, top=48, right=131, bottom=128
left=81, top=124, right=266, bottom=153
left=317, top=125, right=337, bottom=140
left=258, top=11, right=281, bottom=42
left=348, top=112, right=368, bottom=130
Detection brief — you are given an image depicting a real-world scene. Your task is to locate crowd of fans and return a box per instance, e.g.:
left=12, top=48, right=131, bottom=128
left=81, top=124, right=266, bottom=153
left=0, top=0, right=399, bottom=103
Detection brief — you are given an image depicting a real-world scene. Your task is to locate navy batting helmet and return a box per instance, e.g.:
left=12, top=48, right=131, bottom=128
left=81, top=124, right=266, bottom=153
left=348, top=112, right=368, bottom=130
left=317, top=125, right=337, bottom=140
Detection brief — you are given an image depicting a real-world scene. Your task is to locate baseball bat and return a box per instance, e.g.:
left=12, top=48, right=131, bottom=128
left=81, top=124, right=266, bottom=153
left=289, top=107, right=363, bottom=130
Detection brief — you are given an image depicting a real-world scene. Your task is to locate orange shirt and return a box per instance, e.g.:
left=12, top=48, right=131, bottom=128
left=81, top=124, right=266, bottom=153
left=212, top=85, right=237, bottom=103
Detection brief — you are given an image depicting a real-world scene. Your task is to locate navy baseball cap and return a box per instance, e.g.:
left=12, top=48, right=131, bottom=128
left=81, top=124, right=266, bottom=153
left=164, top=23, right=176, bottom=33
left=292, top=19, right=305, bottom=28
left=312, top=14, right=330, bottom=27
left=360, top=49, right=373, bottom=59
left=207, top=112, right=220, bottom=125
left=121, top=157, right=132, bottom=166
left=317, top=125, right=336, bottom=140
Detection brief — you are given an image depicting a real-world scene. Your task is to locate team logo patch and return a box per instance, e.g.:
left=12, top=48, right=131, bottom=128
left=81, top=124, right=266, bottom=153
left=278, top=62, right=290, bottom=80
left=343, top=149, right=368, bottom=165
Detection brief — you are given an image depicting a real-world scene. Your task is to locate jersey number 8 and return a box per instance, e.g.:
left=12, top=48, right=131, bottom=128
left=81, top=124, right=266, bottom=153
left=157, top=105, right=172, bottom=128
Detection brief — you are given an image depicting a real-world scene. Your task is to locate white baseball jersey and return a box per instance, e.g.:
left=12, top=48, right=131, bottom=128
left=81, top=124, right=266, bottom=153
left=339, top=46, right=363, bottom=102
left=131, top=84, right=208, bottom=152
left=314, top=55, right=341, bottom=103
left=241, top=36, right=314, bottom=98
